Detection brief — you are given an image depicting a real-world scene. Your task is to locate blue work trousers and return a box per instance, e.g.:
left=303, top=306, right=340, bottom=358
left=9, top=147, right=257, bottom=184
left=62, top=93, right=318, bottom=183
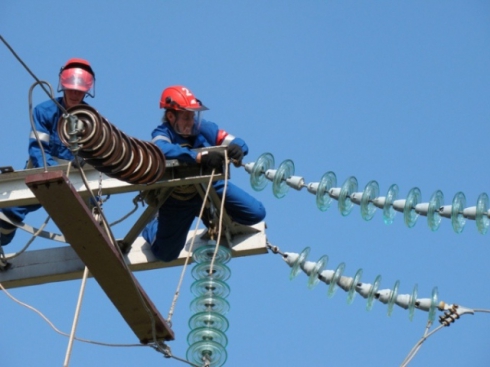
left=143, top=180, right=266, bottom=262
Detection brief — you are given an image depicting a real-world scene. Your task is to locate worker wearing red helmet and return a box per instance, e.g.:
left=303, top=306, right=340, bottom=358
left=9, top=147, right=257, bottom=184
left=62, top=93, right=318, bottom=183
left=0, top=58, right=96, bottom=248
left=142, top=85, right=266, bottom=262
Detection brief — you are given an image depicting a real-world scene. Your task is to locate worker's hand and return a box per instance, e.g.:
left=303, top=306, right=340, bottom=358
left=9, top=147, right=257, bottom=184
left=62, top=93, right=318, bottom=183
left=71, top=157, right=85, bottom=168
left=226, top=144, right=243, bottom=167
left=200, top=150, right=225, bottom=169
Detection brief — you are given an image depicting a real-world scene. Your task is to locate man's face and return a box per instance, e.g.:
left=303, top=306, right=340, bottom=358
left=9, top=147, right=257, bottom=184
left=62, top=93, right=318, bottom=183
left=171, top=110, right=195, bottom=137
left=64, top=89, right=85, bottom=109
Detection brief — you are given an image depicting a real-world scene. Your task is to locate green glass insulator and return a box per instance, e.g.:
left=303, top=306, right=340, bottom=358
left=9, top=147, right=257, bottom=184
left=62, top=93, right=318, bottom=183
left=338, top=177, right=358, bottom=216
left=190, top=294, right=230, bottom=315
left=191, top=278, right=231, bottom=298
left=408, top=284, right=418, bottom=321
left=387, top=280, right=400, bottom=317
left=451, top=192, right=466, bottom=234
left=272, top=159, right=295, bottom=199
left=428, top=286, right=439, bottom=324
left=404, top=187, right=421, bottom=228
left=327, top=262, right=346, bottom=298
left=189, top=311, right=229, bottom=332
left=347, top=268, right=363, bottom=305
left=366, top=275, right=382, bottom=311
left=188, top=327, right=228, bottom=347
left=360, top=180, right=379, bottom=221
left=316, top=171, right=337, bottom=211
left=250, top=152, right=274, bottom=192
left=307, top=255, right=328, bottom=289
left=383, top=184, right=399, bottom=225
left=290, top=247, right=310, bottom=280
left=187, top=340, right=227, bottom=367
left=193, top=245, right=232, bottom=264
left=192, top=262, right=231, bottom=281
left=427, top=190, right=444, bottom=231
left=476, top=193, right=490, bottom=234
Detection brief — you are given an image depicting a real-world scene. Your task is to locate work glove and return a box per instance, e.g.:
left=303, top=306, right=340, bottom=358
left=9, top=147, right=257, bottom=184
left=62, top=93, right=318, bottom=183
left=226, top=144, right=244, bottom=167
left=71, top=157, right=85, bottom=168
left=200, top=150, right=225, bottom=169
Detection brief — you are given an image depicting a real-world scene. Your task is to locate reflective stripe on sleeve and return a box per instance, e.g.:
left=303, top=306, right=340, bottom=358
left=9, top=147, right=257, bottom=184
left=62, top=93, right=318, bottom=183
left=152, top=135, right=172, bottom=144
left=30, top=131, right=50, bottom=143
left=221, top=134, right=236, bottom=146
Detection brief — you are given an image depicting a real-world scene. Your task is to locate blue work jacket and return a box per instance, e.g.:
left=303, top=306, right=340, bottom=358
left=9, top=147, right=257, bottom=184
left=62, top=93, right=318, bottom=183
left=28, top=97, right=88, bottom=167
left=151, top=119, right=248, bottom=162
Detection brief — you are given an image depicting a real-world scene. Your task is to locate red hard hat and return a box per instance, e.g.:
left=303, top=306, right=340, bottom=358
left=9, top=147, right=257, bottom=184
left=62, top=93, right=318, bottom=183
left=58, top=58, right=95, bottom=96
left=159, top=85, right=208, bottom=111
left=61, top=58, right=95, bottom=77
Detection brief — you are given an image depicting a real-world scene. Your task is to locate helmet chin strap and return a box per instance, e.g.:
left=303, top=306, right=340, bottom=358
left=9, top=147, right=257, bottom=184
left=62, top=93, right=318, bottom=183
left=63, top=91, right=85, bottom=109
left=169, top=110, right=197, bottom=137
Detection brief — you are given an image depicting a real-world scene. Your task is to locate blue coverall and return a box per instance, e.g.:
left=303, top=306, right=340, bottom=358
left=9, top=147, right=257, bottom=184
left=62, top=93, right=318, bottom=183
left=142, top=119, right=266, bottom=262
left=0, top=97, right=86, bottom=246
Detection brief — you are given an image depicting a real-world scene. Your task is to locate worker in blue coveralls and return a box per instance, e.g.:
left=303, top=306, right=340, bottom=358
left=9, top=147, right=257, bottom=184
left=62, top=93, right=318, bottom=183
left=142, top=85, right=266, bottom=262
left=0, top=58, right=96, bottom=247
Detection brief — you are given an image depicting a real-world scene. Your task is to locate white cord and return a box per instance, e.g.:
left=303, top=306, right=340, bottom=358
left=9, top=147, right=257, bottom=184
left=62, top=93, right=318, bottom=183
left=63, top=266, right=89, bottom=367
left=0, top=281, right=144, bottom=348
left=167, top=170, right=216, bottom=323
left=208, top=150, right=230, bottom=275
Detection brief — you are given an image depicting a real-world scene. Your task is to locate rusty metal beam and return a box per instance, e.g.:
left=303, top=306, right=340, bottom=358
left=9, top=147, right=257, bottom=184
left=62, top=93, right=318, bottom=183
left=25, top=170, right=174, bottom=343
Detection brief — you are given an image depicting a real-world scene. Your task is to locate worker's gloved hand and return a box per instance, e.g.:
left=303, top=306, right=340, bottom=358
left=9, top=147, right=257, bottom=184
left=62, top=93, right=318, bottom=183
left=226, top=144, right=243, bottom=167
left=200, top=150, right=225, bottom=169
left=71, top=157, right=85, bottom=168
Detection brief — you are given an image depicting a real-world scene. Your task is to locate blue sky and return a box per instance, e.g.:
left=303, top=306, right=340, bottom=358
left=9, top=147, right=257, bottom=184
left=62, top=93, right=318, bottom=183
left=1, top=1, right=490, bottom=366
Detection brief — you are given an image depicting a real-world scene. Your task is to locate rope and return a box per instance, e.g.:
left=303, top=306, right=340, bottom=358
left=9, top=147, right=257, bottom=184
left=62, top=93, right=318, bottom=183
left=167, top=170, right=216, bottom=324
left=0, top=212, right=65, bottom=244
left=208, top=151, right=230, bottom=275
left=167, top=150, right=232, bottom=325
left=3, top=216, right=51, bottom=260
left=63, top=266, right=89, bottom=367
left=109, top=194, right=141, bottom=227
left=57, top=164, right=91, bottom=366
left=0, top=281, right=143, bottom=348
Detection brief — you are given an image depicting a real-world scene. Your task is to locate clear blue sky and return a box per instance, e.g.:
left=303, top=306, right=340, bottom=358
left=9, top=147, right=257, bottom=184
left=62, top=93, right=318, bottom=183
left=1, top=1, right=490, bottom=366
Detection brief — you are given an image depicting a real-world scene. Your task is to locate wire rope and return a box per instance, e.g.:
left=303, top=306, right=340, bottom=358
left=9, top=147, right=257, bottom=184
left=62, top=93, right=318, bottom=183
left=400, top=322, right=444, bottom=367
left=0, top=35, right=67, bottom=113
